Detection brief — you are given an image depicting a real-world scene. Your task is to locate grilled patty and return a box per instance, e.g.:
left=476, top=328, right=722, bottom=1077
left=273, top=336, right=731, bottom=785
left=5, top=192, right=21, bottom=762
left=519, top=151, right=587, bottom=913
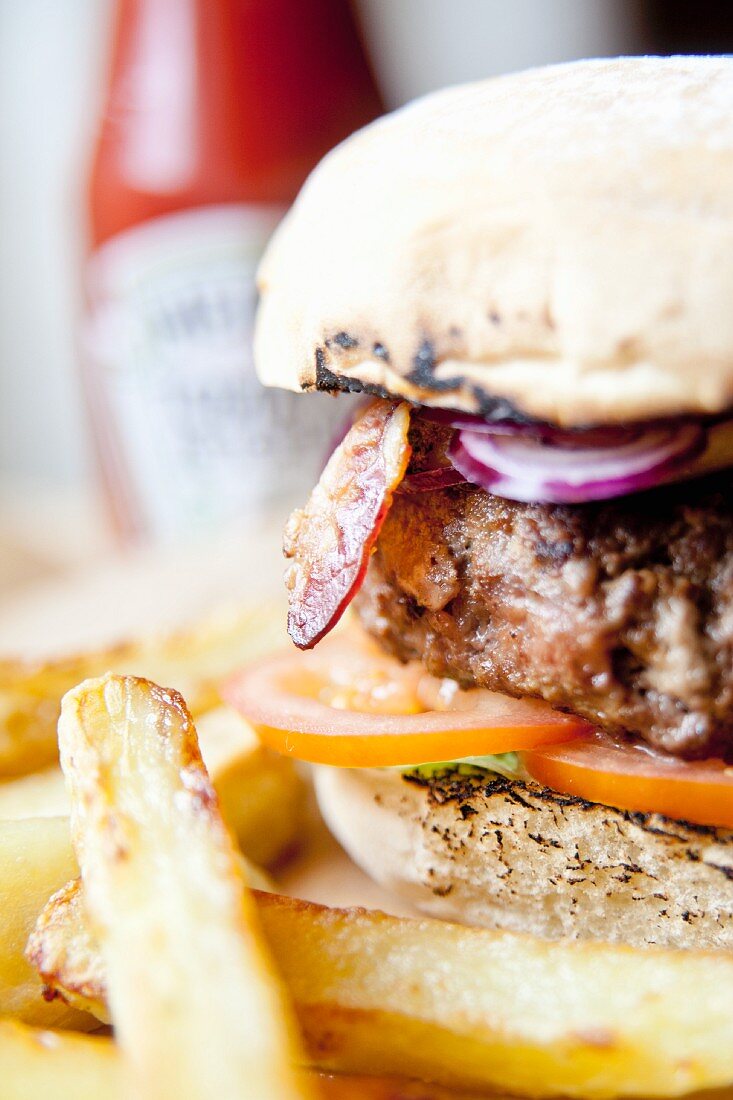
left=355, top=424, right=733, bottom=758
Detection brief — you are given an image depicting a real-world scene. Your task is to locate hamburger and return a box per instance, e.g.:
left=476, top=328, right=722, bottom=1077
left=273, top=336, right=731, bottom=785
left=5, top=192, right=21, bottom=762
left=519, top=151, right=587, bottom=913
left=226, top=56, right=733, bottom=952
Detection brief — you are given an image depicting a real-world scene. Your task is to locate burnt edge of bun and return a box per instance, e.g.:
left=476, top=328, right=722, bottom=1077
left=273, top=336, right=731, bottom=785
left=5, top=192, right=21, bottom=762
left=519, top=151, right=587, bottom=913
left=308, top=331, right=733, bottom=429
left=405, top=338, right=536, bottom=422
left=402, top=769, right=733, bottom=852
left=311, top=337, right=537, bottom=424
left=313, top=347, right=393, bottom=401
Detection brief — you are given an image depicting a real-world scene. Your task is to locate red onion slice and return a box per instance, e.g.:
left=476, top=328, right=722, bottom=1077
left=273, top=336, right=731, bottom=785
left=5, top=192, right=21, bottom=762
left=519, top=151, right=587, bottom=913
left=449, top=421, right=707, bottom=504
left=421, top=406, right=645, bottom=447
left=420, top=408, right=526, bottom=432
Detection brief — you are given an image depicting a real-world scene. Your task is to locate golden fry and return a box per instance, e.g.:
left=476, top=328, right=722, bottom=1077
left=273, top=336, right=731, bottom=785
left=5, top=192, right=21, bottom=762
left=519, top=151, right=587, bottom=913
left=27, top=879, right=733, bottom=1099
left=193, top=705, right=303, bottom=865
left=0, top=726, right=284, bottom=1026
left=0, top=604, right=285, bottom=776
left=58, top=674, right=311, bottom=1100
left=0, top=768, right=69, bottom=818
left=0, top=1019, right=122, bottom=1100
left=0, top=817, right=94, bottom=1029
left=0, top=1019, right=491, bottom=1100
left=0, top=705, right=303, bottom=868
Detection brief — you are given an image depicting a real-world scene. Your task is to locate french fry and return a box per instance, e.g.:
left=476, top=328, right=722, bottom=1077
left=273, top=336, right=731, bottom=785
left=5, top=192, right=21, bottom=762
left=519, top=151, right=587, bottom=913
left=193, top=705, right=304, bottom=865
left=0, top=812, right=270, bottom=1027
left=58, top=674, right=312, bottom=1100
left=0, top=705, right=303, bottom=868
left=27, top=877, right=109, bottom=1023
left=316, top=1074, right=500, bottom=1100
left=0, top=767, right=69, bottom=818
left=0, top=817, right=95, bottom=1030
left=0, top=799, right=273, bottom=1025
left=0, top=604, right=285, bottom=776
left=0, top=1019, right=122, bottom=1100
left=0, top=1019, right=494, bottom=1100
left=30, top=880, right=733, bottom=1099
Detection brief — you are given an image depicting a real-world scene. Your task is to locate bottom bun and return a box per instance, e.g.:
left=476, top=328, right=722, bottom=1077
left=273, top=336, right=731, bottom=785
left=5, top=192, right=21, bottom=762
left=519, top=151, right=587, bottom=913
left=314, top=765, right=733, bottom=950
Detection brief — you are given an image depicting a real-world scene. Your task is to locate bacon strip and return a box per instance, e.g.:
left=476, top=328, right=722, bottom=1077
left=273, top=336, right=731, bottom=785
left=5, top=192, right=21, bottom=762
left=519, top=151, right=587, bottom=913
left=284, top=400, right=412, bottom=649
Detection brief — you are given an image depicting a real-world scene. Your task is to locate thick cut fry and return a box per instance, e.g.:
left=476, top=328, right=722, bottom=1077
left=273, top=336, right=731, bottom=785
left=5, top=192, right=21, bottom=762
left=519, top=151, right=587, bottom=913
left=0, top=817, right=95, bottom=1029
left=0, top=706, right=303, bottom=867
left=0, top=1019, right=122, bottom=1100
left=27, top=877, right=111, bottom=1023
left=25, top=858, right=274, bottom=1019
left=58, top=674, right=311, bottom=1100
left=0, top=603, right=285, bottom=776
left=0, top=1020, right=495, bottom=1100
left=0, top=805, right=271, bottom=1029
left=194, top=705, right=304, bottom=865
left=0, top=768, right=69, bottom=819
left=31, top=881, right=733, bottom=1099
left=317, top=1075, right=500, bottom=1100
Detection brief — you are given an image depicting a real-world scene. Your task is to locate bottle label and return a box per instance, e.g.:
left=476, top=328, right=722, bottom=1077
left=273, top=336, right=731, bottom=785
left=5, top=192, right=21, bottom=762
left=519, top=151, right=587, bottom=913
left=84, top=204, right=326, bottom=540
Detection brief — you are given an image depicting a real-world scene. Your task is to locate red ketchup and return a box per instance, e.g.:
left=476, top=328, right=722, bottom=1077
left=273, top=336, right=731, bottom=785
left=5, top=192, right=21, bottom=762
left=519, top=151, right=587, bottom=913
left=84, top=0, right=383, bottom=542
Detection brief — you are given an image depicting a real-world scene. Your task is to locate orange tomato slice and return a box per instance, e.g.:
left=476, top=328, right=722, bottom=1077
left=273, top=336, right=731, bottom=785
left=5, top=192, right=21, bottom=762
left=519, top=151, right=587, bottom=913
left=523, top=735, right=733, bottom=829
left=223, top=631, right=589, bottom=767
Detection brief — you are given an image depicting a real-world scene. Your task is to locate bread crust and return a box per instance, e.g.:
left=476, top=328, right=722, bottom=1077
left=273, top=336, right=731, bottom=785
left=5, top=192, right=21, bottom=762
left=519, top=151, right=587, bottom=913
left=314, top=765, right=733, bottom=949
left=256, top=57, right=733, bottom=426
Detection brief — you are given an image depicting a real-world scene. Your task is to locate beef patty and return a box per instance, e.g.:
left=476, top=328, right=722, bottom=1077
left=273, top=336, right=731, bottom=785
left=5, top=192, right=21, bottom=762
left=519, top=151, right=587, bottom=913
left=355, top=423, right=733, bottom=758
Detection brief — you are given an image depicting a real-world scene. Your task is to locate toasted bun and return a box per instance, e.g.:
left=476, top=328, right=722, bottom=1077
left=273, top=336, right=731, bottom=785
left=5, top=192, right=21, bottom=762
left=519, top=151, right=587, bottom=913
left=256, top=56, right=733, bottom=426
left=314, top=765, right=733, bottom=950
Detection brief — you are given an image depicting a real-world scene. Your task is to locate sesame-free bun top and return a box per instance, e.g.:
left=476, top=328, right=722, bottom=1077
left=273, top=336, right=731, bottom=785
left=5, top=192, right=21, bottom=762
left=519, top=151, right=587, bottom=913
left=255, top=56, right=733, bottom=426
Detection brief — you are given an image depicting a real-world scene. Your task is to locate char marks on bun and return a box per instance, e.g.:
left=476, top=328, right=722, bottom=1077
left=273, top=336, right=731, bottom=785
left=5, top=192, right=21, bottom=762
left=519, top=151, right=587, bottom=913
left=256, top=56, right=733, bottom=427
left=314, top=766, right=733, bottom=951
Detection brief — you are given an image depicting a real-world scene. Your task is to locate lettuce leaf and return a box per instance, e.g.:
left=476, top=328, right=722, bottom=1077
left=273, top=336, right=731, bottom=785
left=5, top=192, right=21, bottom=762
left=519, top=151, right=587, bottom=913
left=400, top=752, right=524, bottom=780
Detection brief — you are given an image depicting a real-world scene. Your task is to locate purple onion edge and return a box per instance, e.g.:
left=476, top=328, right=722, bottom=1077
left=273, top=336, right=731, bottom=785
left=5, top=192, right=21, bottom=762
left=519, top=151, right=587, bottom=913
left=447, top=426, right=710, bottom=505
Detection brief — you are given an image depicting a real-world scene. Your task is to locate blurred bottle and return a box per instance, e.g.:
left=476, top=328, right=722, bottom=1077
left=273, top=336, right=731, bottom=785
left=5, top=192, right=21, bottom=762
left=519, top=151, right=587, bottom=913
left=83, top=0, right=382, bottom=543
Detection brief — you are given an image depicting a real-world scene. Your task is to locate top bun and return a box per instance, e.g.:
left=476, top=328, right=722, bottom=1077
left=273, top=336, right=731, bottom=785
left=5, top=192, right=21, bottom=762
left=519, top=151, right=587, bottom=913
left=255, top=56, right=733, bottom=426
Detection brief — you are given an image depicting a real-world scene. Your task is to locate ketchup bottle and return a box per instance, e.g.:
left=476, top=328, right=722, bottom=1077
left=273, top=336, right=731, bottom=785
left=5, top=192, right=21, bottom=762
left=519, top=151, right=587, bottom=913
left=84, top=0, right=382, bottom=542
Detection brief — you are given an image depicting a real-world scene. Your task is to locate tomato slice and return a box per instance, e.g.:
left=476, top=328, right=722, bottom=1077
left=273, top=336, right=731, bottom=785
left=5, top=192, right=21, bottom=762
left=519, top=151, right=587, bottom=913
left=523, top=735, right=733, bottom=830
left=223, top=631, right=589, bottom=767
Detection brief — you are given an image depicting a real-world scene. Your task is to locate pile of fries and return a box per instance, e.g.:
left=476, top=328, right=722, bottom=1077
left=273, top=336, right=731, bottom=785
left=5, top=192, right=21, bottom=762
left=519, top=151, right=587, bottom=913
left=0, top=608, right=731, bottom=1099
